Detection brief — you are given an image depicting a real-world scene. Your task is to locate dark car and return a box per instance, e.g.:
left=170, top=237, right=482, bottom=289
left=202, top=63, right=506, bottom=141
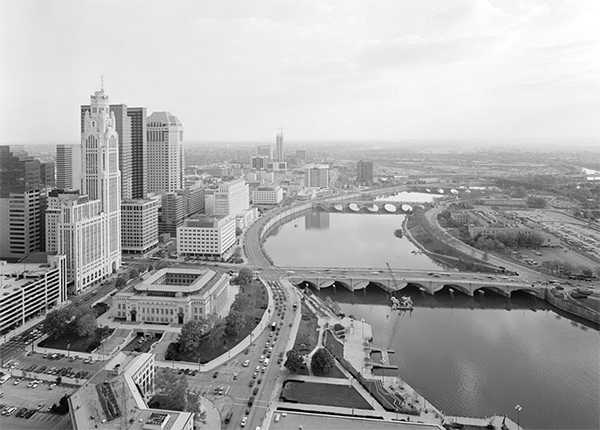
left=253, top=387, right=259, bottom=395
left=213, top=371, right=218, bottom=378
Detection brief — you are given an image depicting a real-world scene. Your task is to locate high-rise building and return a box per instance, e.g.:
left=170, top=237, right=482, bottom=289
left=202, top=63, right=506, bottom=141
left=214, top=178, right=249, bottom=217
left=0, top=146, right=43, bottom=261
left=177, top=215, right=236, bottom=258
left=147, top=111, right=184, bottom=194
left=305, top=164, right=330, bottom=188
left=55, top=144, right=82, bottom=190
left=357, top=160, right=374, bottom=184
left=81, top=104, right=132, bottom=200
left=177, top=185, right=205, bottom=217
left=274, top=130, right=284, bottom=162
left=128, top=107, right=147, bottom=199
left=159, top=192, right=185, bottom=237
left=121, top=199, right=159, bottom=254
left=40, top=162, right=55, bottom=189
left=46, top=88, right=122, bottom=294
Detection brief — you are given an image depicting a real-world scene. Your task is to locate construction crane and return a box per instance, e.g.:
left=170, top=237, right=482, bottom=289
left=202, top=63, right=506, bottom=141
left=386, top=262, right=400, bottom=295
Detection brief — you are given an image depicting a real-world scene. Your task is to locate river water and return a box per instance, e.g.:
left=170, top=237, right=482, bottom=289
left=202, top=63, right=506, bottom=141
left=263, top=209, right=600, bottom=429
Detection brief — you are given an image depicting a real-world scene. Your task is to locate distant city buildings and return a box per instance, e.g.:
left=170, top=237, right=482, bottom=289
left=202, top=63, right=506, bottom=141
left=251, top=155, right=269, bottom=170
left=256, top=145, right=272, bottom=159
left=357, top=160, right=374, bottom=184
left=147, top=111, right=184, bottom=194
left=305, top=164, right=330, bottom=188
left=274, top=130, right=284, bottom=162
left=177, top=215, right=236, bottom=258
left=0, top=254, right=66, bottom=336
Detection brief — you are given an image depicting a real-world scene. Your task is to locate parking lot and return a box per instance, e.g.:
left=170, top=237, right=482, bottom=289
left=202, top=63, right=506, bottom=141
left=0, top=373, right=76, bottom=429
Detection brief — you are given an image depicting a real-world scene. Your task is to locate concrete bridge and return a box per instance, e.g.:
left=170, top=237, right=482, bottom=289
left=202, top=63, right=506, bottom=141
left=285, top=267, right=546, bottom=298
left=316, top=201, right=417, bottom=214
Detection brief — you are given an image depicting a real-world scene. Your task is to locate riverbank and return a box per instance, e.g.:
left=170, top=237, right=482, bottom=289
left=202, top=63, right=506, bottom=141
left=404, top=207, right=600, bottom=327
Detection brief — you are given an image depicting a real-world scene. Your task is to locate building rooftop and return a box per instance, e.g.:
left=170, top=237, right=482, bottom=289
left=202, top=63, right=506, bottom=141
left=123, top=268, right=227, bottom=296
left=0, top=260, right=58, bottom=292
left=182, top=214, right=228, bottom=228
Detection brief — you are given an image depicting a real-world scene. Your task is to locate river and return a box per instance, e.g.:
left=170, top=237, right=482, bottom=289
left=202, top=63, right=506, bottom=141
left=263, top=209, right=600, bottom=429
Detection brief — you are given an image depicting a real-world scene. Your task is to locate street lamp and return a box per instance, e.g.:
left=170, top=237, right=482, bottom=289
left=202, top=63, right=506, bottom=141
left=515, top=404, right=522, bottom=429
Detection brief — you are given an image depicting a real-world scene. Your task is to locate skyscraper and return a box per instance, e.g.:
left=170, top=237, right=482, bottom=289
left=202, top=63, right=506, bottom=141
left=147, top=111, right=184, bottom=194
left=0, top=146, right=43, bottom=261
left=128, top=107, right=147, bottom=199
left=81, top=104, right=132, bottom=200
left=357, top=160, right=374, bottom=184
left=274, top=130, right=284, bottom=162
left=47, top=88, right=121, bottom=293
left=56, top=144, right=81, bottom=190
left=256, top=145, right=272, bottom=159
left=305, top=164, right=330, bottom=188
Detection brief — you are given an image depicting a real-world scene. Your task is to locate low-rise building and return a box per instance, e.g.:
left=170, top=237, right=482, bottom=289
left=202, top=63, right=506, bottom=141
left=252, top=185, right=283, bottom=205
left=112, top=268, right=230, bottom=324
left=0, top=254, right=66, bottom=336
left=177, top=215, right=236, bottom=258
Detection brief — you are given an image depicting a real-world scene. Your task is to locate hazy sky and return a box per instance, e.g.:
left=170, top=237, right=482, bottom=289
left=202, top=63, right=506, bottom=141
left=1, top=0, right=599, bottom=144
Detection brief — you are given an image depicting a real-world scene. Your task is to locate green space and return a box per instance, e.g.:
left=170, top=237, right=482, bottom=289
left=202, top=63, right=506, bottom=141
left=39, top=307, right=113, bottom=353
left=166, top=274, right=267, bottom=363
left=281, top=380, right=373, bottom=410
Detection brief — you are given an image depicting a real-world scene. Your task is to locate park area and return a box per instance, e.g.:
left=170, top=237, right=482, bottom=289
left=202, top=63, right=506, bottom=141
left=280, top=380, right=373, bottom=410
left=169, top=277, right=268, bottom=363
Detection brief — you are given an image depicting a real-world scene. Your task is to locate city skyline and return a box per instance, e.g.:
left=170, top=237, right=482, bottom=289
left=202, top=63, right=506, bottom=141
left=1, top=0, right=599, bottom=145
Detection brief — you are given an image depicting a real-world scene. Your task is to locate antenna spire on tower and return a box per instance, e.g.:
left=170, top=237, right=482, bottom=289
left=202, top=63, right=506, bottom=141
left=101, top=74, right=104, bottom=92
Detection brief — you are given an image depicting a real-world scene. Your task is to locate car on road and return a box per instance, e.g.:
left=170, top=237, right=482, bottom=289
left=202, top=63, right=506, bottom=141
left=233, top=372, right=239, bottom=380
left=218, top=387, right=224, bottom=395
left=243, top=360, right=250, bottom=367
left=49, top=383, right=56, bottom=390
left=13, top=378, right=24, bottom=386
left=213, top=371, right=218, bottom=378
left=241, top=416, right=248, bottom=427
left=248, top=380, right=254, bottom=387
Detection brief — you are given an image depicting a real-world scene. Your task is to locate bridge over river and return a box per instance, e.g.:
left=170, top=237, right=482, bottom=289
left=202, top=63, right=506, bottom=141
left=283, top=267, right=546, bottom=298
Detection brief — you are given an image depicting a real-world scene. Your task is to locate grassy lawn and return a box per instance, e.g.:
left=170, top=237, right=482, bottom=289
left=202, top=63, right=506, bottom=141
left=176, top=279, right=267, bottom=363
left=39, top=327, right=114, bottom=353
left=281, top=380, right=373, bottom=410
left=312, top=362, right=346, bottom=378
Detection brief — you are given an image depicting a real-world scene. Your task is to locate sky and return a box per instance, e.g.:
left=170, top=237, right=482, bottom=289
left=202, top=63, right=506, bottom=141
left=1, top=0, right=599, bottom=144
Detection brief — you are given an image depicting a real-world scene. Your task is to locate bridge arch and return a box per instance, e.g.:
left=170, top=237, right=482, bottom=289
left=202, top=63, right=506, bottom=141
left=433, top=283, right=472, bottom=297
left=474, top=286, right=510, bottom=297
left=511, top=287, right=545, bottom=298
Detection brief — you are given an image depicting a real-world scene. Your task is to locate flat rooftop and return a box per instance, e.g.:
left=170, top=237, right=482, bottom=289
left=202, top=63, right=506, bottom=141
left=0, top=261, right=57, bottom=292
left=269, top=410, right=443, bottom=430
left=125, top=268, right=225, bottom=295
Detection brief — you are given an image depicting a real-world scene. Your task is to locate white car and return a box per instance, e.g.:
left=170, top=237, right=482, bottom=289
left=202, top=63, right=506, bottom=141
left=243, top=360, right=250, bottom=367
left=241, top=416, right=248, bottom=427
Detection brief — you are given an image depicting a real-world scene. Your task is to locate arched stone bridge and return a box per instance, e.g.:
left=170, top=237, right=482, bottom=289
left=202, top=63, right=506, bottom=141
left=285, top=268, right=546, bottom=298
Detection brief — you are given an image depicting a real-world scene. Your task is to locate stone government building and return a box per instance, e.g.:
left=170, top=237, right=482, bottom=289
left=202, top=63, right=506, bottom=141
left=112, top=268, right=229, bottom=324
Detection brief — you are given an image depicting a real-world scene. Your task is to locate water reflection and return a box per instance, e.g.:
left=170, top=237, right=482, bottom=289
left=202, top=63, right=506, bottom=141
left=305, top=211, right=330, bottom=230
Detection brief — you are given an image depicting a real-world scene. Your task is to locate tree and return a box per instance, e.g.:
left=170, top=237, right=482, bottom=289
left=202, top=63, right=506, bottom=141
left=115, top=277, right=126, bottom=288
left=230, top=293, right=254, bottom=313
left=284, top=349, right=304, bottom=373
left=237, top=268, right=254, bottom=285
left=204, top=322, right=226, bottom=348
left=56, top=376, right=62, bottom=385
left=225, top=310, right=246, bottom=337
left=43, top=308, right=73, bottom=339
left=235, top=227, right=243, bottom=236
left=311, top=348, right=335, bottom=374
left=149, top=370, right=188, bottom=411
left=526, top=196, right=547, bottom=208
left=178, top=320, right=207, bottom=352
left=185, top=388, right=203, bottom=414
left=75, top=313, right=97, bottom=337
left=129, top=268, right=140, bottom=280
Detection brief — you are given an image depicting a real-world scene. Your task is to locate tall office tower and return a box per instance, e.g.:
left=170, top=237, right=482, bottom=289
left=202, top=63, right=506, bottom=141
left=47, top=88, right=122, bottom=294
left=305, top=164, right=330, bottom=188
left=147, top=111, right=184, bottom=194
left=121, top=199, right=159, bottom=254
left=128, top=107, right=147, bottom=199
left=356, top=160, right=374, bottom=184
left=55, top=144, right=82, bottom=190
left=0, top=146, right=43, bottom=261
left=274, top=130, right=284, bottom=162
left=81, top=104, right=132, bottom=200
left=214, top=178, right=249, bottom=217
left=256, top=145, right=272, bottom=159
left=177, top=184, right=205, bottom=217
left=40, top=162, right=55, bottom=189
left=159, top=192, right=185, bottom=236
